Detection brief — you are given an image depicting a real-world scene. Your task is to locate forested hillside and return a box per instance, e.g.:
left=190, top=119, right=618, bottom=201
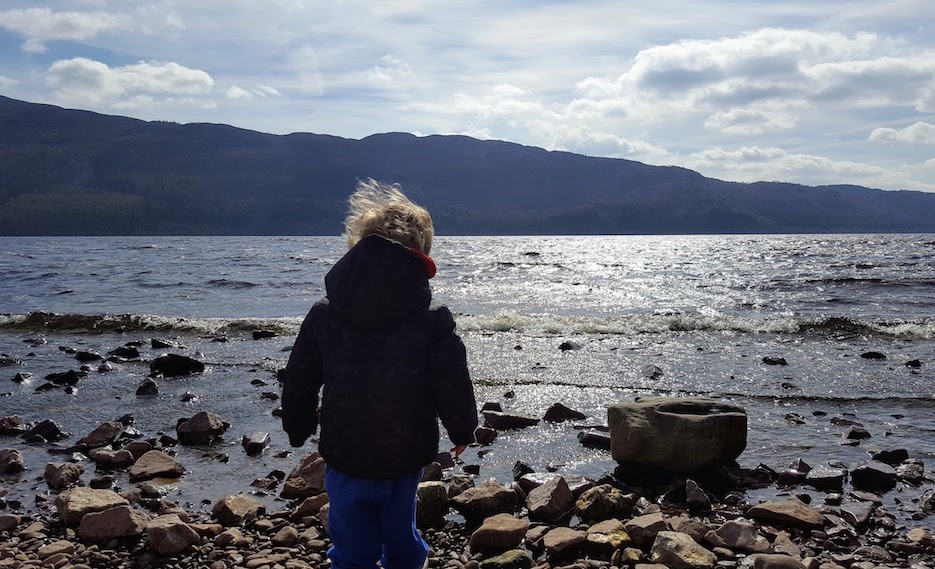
left=3, top=95, right=935, bottom=235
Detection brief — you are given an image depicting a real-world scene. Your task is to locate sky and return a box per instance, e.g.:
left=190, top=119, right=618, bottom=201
left=1, top=1, right=934, bottom=192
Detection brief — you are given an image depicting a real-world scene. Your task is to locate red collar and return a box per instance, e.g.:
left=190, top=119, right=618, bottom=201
left=407, top=247, right=437, bottom=279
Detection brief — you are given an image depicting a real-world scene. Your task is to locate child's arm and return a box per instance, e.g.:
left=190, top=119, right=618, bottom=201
left=428, top=307, right=478, bottom=448
left=281, top=303, right=326, bottom=447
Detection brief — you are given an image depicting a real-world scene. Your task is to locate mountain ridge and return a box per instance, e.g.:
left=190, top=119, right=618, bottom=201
left=2, top=95, right=934, bottom=235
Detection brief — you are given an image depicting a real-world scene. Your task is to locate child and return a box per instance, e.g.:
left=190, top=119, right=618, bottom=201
left=281, top=179, right=478, bottom=569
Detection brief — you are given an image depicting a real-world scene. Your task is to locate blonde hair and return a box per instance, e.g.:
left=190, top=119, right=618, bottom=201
left=343, top=178, right=434, bottom=254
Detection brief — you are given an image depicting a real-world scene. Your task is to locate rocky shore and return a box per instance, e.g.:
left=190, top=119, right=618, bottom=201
left=2, top=341, right=935, bottom=569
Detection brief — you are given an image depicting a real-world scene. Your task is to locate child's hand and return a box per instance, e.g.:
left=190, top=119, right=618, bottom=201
left=450, top=444, right=467, bottom=458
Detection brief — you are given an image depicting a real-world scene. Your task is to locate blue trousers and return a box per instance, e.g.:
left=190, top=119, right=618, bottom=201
left=325, top=466, right=429, bottom=569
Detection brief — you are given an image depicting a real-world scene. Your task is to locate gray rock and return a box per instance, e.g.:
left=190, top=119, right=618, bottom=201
left=128, top=450, right=185, bottom=482
left=746, top=499, right=825, bottom=529
left=150, top=353, right=204, bottom=377
left=650, top=531, right=717, bottom=569
left=469, top=513, right=529, bottom=552
left=526, top=476, right=574, bottom=522
left=44, top=462, right=85, bottom=490
left=56, top=487, right=130, bottom=526
left=176, top=411, right=229, bottom=445
left=0, top=448, right=25, bottom=473
left=749, top=554, right=807, bottom=569
left=280, top=451, right=326, bottom=499
left=211, top=494, right=265, bottom=526
left=146, top=514, right=201, bottom=556
left=88, top=448, right=135, bottom=470
left=483, top=411, right=540, bottom=430
left=542, top=402, right=587, bottom=422
left=415, top=481, right=448, bottom=528
left=625, top=512, right=671, bottom=547
left=704, top=519, right=769, bottom=553
left=607, top=397, right=747, bottom=472
left=78, top=504, right=149, bottom=541
left=896, top=458, right=924, bottom=484
left=451, top=480, right=517, bottom=523
left=575, top=483, right=636, bottom=522
left=850, top=461, right=897, bottom=491
left=241, top=432, right=271, bottom=456
left=804, top=466, right=846, bottom=491
left=543, top=526, right=586, bottom=560
left=77, top=421, right=123, bottom=449
left=478, top=549, right=534, bottom=569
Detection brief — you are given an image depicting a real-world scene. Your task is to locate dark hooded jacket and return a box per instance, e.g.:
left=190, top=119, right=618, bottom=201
left=281, top=234, right=478, bottom=478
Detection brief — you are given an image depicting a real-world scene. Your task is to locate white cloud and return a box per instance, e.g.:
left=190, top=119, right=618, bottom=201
left=45, top=58, right=214, bottom=107
left=225, top=85, right=282, bottom=100
left=0, top=6, right=183, bottom=52
left=704, top=107, right=798, bottom=135
left=0, top=75, right=20, bottom=88
left=290, top=45, right=324, bottom=95
left=869, top=121, right=935, bottom=144
left=682, top=145, right=910, bottom=188
left=0, top=7, right=121, bottom=52
left=369, top=55, right=411, bottom=84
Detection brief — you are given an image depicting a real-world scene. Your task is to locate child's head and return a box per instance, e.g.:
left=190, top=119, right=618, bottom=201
left=343, top=178, right=434, bottom=254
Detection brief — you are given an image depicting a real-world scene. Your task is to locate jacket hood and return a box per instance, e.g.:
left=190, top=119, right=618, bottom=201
left=325, top=234, right=433, bottom=327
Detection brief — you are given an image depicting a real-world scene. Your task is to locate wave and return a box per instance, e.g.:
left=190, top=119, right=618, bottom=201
left=0, top=311, right=301, bottom=336
left=1, top=311, right=933, bottom=340
left=456, top=311, right=935, bottom=340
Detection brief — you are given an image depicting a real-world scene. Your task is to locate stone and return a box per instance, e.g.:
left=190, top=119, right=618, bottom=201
left=212, top=494, right=265, bottom=526
left=685, top=479, right=711, bottom=513
left=543, top=526, right=586, bottom=559
left=47, top=369, right=83, bottom=385
left=22, top=419, right=69, bottom=442
left=56, top=487, right=130, bottom=526
left=772, top=531, right=801, bottom=558
left=0, top=448, right=25, bottom=473
left=77, top=421, right=123, bottom=449
left=448, top=473, right=475, bottom=498
left=526, top=475, right=574, bottom=522
left=88, top=448, right=135, bottom=470
left=241, top=432, right=271, bottom=456
left=215, top=527, right=253, bottom=548
left=804, top=466, right=846, bottom=491
left=44, top=461, right=85, bottom=489
left=839, top=501, right=874, bottom=528
left=0, top=514, right=21, bottom=534
left=109, top=346, right=140, bottom=359
left=451, top=480, right=517, bottom=523
left=607, top=397, right=747, bottom=472
left=704, top=519, right=769, bottom=553
left=475, top=426, right=498, bottom=445
left=907, top=527, right=935, bottom=548
left=129, top=450, right=185, bottom=482
left=281, top=451, right=327, bottom=499
left=575, top=483, right=636, bottom=522
left=578, top=430, right=612, bottom=450
left=0, top=415, right=27, bottom=435
left=896, top=458, right=924, bottom=484
left=146, top=513, right=201, bottom=556
left=294, top=493, right=330, bottom=519
left=850, top=461, right=897, bottom=491
left=478, top=549, right=534, bottom=569
left=416, top=481, right=449, bottom=528
left=469, top=513, right=529, bottom=552
left=747, top=500, right=825, bottom=529
left=750, top=554, right=807, bottom=569
left=845, top=425, right=871, bottom=439
left=625, top=512, right=671, bottom=547
left=78, top=504, right=149, bottom=541
left=585, top=518, right=632, bottom=556
left=763, top=356, right=787, bottom=365
left=870, top=448, right=909, bottom=465
left=37, top=540, right=75, bottom=559
left=517, top=472, right=593, bottom=497
left=271, top=525, right=299, bottom=546
left=650, top=531, right=717, bottom=569
left=150, top=353, right=205, bottom=377
left=543, top=402, right=587, bottom=422
left=136, top=378, right=159, bottom=396
left=176, top=411, right=229, bottom=445
left=483, top=411, right=540, bottom=430
left=670, top=516, right=710, bottom=544
left=318, top=503, right=330, bottom=535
